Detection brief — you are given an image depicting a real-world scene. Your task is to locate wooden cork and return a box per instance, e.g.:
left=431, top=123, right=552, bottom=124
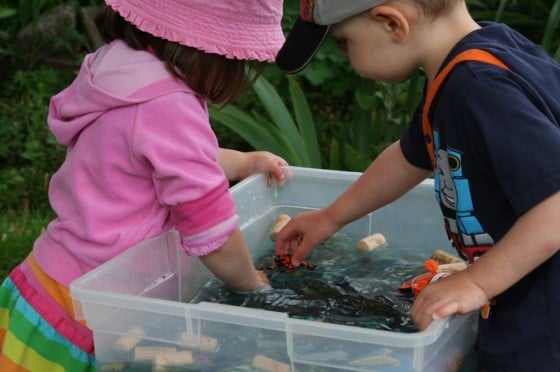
left=438, top=262, right=468, bottom=273
left=430, top=249, right=463, bottom=264
left=153, top=350, right=194, bottom=370
left=100, top=362, right=126, bottom=371
left=178, top=332, right=219, bottom=352
left=269, top=214, right=291, bottom=241
left=356, top=233, right=387, bottom=253
left=112, top=326, right=145, bottom=353
left=133, top=347, right=176, bottom=361
left=252, top=354, right=291, bottom=372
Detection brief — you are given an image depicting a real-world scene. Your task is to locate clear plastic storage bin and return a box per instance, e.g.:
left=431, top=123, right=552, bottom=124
left=70, top=167, right=477, bottom=371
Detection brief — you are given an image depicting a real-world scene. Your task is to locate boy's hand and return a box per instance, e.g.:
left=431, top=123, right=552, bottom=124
left=411, top=269, right=489, bottom=330
left=274, top=209, right=339, bottom=266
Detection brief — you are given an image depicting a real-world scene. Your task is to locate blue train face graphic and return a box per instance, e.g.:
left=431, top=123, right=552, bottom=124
left=433, top=131, right=493, bottom=263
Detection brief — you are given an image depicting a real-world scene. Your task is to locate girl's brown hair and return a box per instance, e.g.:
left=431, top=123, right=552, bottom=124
left=95, top=6, right=263, bottom=106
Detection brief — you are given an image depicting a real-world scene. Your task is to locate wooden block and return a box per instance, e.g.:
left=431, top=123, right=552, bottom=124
left=438, top=262, right=468, bottom=273
left=178, top=332, right=219, bottom=352
left=356, top=233, right=386, bottom=253
left=112, top=326, right=145, bottom=353
left=100, top=362, right=126, bottom=371
left=350, top=354, right=400, bottom=367
left=134, top=347, right=176, bottom=361
left=269, top=214, right=291, bottom=241
left=252, top=354, right=291, bottom=372
left=153, top=350, right=194, bottom=370
left=430, top=249, right=463, bottom=264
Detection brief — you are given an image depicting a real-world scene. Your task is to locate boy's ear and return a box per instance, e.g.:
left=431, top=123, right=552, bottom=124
left=370, top=5, right=410, bottom=42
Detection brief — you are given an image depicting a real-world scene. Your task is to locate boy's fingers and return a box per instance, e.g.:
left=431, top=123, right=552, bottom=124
left=432, top=300, right=459, bottom=320
left=292, top=237, right=312, bottom=266
left=274, top=238, right=289, bottom=256
left=413, top=297, right=459, bottom=330
left=273, top=228, right=299, bottom=256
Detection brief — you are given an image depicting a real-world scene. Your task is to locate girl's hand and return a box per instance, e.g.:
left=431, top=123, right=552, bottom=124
left=200, top=229, right=271, bottom=293
left=246, top=151, right=288, bottom=186
left=218, top=148, right=288, bottom=184
left=235, top=270, right=272, bottom=294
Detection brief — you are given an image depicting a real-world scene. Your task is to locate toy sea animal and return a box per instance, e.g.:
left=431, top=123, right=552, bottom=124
left=287, top=278, right=411, bottom=325
left=398, top=259, right=448, bottom=297
left=262, top=254, right=316, bottom=273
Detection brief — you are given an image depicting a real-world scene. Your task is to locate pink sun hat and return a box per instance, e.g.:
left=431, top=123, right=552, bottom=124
left=104, top=0, right=285, bottom=62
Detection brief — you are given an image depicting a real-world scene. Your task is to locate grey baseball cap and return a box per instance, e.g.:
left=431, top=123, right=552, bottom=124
left=276, top=0, right=386, bottom=73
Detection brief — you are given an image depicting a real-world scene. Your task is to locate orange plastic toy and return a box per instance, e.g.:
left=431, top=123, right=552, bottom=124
left=399, top=259, right=449, bottom=297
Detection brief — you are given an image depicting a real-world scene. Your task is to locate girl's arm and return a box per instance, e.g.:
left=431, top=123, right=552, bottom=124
left=199, top=227, right=268, bottom=292
left=218, top=148, right=287, bottom=183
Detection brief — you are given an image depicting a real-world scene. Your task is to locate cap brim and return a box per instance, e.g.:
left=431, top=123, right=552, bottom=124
left=275, top=18, right=329, bottom=74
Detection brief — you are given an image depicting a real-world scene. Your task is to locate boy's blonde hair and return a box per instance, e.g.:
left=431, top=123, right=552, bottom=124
left=412, top=0, right=463, bottom=17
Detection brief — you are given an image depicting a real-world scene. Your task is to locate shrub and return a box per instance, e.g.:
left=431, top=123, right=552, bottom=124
left=0, top=68, right=72, bottom=212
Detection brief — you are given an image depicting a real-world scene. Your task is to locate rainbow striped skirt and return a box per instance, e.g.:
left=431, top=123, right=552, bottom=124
left=0, top=254, right=95, bottom=371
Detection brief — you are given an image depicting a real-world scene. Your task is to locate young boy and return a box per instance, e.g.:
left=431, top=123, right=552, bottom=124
left=275, top=0, right=560, bottom=370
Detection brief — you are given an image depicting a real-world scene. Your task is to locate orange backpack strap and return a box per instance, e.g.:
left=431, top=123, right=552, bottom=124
left=422, top=49, right=511, bottom=169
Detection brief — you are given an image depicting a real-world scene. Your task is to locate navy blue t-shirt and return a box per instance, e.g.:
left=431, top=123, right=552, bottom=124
left=401, top=22, right=560, bottom=370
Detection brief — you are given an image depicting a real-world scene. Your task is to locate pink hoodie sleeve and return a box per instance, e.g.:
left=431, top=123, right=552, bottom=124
left=132, top=91, right=238, bottom=256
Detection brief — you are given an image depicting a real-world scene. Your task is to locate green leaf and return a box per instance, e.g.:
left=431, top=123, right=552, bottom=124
left=328, top=138, right=341, bottom=170
left=0, top=8, right=17, bottom=20
left=541, top=0, right=560, bottom=52
left=250, top=109, right=304, bottom=165
left=209, top=105, right=303, bottom=165
left=210, top=106, right=280, bottom=152
left=252, top=77, right=309, bottom=160
left=288, top=76, right=322, bottom=167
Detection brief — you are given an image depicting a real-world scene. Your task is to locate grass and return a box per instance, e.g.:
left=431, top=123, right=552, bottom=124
left=0, top=209, right=54, bottom=280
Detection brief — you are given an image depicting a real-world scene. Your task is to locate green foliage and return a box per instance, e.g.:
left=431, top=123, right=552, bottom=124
left=0, top=68, right=72, bottom=212
left=468, top=0, right=560, bottom=60
left=210, top=75, right=322, bottom=167
left=0, top=210, right=54, bottom=280
left=327, top=71, right=425, bottom=171
left=0, top=0, right=102, bottom=72
left=0, top=6, right=17, bottom=61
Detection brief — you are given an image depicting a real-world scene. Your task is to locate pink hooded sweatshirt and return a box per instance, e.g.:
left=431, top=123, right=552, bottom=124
left=34, top=40, right=239, bottom=287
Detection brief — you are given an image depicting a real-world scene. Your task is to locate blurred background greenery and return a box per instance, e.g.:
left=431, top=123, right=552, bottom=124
left=1, top=0, right=559, bottom=278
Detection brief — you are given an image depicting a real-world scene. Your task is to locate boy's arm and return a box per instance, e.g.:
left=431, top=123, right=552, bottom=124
left=412, top=189, right=560, bottom=330
left=275, top=140, right=430, bottom=263
left=325, top=141, right=431, bottom=227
